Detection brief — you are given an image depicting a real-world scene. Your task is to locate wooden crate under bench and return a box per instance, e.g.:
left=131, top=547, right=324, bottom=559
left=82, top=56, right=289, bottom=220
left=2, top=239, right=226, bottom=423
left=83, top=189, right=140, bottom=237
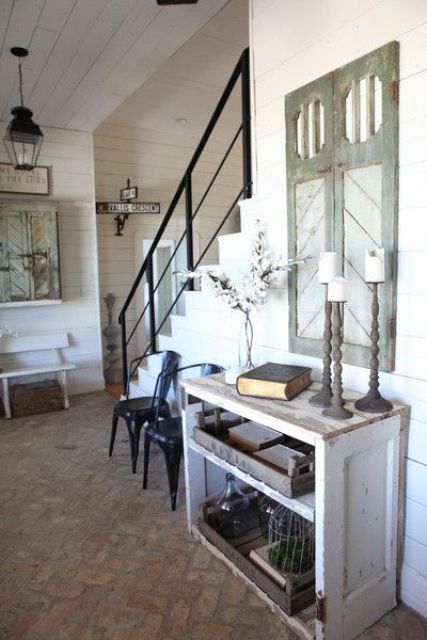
left=10, top=379, right=63, bottom=417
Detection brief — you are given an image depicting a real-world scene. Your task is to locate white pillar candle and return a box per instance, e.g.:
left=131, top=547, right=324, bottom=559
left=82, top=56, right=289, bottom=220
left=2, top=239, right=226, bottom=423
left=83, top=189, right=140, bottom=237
left=365, top=249, right=385, bottom=283
left=328, top=277, right=348, bottom=302
left=318, top=252, right=337, bottom=284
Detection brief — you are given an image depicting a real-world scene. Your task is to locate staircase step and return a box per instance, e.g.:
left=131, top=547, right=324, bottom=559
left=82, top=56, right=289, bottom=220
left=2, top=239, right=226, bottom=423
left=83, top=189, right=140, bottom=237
left=218, top=232, right=251, bottom=264
left=156, top=334, right=176, bottom=352
left=137, top=351, right=164, bottom=378
left=238, top=197, right=259, bottom=237
left=159, top=327, right=235, bottom=369
left=127, top=380, right=144, bottom=399
left=170, top=310, right=240, bottom=340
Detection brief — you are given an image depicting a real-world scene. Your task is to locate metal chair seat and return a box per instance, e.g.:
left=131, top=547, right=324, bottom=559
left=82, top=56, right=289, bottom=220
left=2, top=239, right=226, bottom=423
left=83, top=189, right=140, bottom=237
left=145, top=416, right=182, bottom=444
left=114, top=396, right=169, bottom=419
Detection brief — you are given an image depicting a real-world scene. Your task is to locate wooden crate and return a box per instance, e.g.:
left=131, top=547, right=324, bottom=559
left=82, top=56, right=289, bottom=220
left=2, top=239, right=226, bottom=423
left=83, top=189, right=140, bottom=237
left=10, top=379, right=63, bottom=417
left=193, top=418, right=315, bottom=498
left=199, top=492, right=315, bottom=616
left=195, top=406, right=246, bottom=435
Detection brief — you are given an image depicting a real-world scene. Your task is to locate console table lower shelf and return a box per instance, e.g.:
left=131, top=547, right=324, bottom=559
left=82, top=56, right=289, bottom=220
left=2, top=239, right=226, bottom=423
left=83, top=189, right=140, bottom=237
left=181, top=374, right=408, bottom=640
left=193, top=524, right=317, bottom=640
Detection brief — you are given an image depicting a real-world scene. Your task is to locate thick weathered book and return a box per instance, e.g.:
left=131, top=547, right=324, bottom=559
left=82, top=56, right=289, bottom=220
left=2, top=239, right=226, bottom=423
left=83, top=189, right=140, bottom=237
left=249, top=543, right=287, bottom=589
left=236, top=362, right=312, bottom=401
left=228, top=421, right=285, bottom=452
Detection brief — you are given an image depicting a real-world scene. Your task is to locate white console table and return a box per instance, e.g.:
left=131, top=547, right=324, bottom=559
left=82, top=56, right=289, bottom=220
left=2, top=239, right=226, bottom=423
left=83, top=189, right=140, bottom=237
left=181, top=374, right=408, bottom=640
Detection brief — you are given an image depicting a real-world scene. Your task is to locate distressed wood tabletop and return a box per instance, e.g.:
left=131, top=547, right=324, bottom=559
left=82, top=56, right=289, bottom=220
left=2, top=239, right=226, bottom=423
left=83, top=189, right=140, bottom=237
left=181, top=373, right=408, bottom=444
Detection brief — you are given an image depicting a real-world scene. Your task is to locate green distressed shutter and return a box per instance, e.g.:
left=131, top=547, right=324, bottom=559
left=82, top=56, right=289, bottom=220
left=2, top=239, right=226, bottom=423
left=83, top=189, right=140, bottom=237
left=0, top=203, right=61, bottom=303
left=286, top=73, right=334, bottom=358
left=27, top=210, right=61, bottom=300
left=286, top=42, right=399, bottom=372
left=3, top=211, right=32, bottom=302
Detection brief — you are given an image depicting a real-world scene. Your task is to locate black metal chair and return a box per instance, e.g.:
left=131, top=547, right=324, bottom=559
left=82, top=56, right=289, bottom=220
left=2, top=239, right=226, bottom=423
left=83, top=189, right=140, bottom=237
left=142, top=363, right=223, bottom=510
left=109, top=350, right=180, bottom=473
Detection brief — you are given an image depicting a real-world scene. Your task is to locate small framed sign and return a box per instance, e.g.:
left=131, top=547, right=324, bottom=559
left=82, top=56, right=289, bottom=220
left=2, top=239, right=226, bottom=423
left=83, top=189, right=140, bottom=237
left=120, top=185, right=138, bottom=200
left=0, top=163, right=50, bottom=195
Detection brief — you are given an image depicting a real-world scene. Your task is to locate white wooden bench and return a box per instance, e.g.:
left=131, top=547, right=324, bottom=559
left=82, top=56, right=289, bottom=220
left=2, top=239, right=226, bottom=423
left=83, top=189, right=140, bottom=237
left=0, top=333, right=75, bottom=419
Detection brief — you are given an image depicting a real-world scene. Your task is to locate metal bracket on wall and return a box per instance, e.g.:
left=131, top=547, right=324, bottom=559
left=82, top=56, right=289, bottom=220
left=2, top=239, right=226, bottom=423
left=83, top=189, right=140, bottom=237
left=114, top=213, right=128, bottom=237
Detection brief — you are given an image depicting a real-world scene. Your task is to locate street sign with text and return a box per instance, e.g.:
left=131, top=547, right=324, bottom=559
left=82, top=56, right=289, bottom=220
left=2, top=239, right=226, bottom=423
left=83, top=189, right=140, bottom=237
left=96, top=202, right=160, bottom=214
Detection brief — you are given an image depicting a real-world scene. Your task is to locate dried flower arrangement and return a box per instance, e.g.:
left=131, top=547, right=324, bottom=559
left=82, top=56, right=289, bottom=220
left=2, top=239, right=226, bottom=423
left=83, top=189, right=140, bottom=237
left=178, top=221, right=309, bottom=371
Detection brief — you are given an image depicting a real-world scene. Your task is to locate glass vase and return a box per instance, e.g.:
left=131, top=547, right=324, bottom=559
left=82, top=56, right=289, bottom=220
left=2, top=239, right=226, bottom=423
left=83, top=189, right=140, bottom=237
left=212, top=473, right=250, bottom=539
left=238, top=310, right=254, bottom=370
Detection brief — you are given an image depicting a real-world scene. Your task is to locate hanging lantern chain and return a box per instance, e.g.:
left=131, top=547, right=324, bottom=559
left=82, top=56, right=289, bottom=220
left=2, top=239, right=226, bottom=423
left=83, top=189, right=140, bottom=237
left=18, top=57, right=24, bottom=107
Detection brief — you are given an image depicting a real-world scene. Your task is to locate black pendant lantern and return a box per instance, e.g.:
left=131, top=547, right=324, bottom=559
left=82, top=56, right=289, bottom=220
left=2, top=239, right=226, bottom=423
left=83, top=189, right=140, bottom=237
left=3, top=47, right=43, bottom=171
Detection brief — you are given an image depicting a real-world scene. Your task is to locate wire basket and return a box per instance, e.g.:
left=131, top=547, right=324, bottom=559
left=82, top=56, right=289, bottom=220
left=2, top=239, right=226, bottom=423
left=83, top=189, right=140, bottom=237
left=268, top=504, right=315, bottom=575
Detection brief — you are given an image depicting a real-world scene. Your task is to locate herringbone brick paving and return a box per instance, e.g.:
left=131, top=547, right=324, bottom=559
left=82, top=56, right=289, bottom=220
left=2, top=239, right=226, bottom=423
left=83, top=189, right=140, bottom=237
left=0, top=391, right=425, bottom=640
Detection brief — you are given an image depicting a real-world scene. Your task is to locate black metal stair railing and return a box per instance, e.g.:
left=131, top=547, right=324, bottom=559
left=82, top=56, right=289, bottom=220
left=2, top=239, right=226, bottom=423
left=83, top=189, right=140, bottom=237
left=118, top=48, right=252, bottom=390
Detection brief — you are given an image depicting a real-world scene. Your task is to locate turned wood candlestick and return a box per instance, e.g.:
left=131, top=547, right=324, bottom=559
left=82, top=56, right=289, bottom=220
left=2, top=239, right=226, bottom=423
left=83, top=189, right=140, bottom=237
left=322, top=303, right=353, bottom=420
left=310, top=285, right=332, bottom=407
left=354, top=283, right=393, bottom=413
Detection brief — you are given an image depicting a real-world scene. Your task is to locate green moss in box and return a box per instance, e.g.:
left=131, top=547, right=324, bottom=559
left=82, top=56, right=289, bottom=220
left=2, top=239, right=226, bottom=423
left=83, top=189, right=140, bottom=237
left=268, top=538, right=314, bottom=575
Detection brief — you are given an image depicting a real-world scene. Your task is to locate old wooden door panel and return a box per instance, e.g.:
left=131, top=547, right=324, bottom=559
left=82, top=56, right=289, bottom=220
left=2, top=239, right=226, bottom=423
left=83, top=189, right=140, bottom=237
left=4, top=212, right=31, bottom=302
left=28, top=211, right=61, bottom=300
left=0, top=203, right=61, bottom=303
left=296, top=178, right=326, bottom=340
left=334, top=41, right=398, bottom=370
left=286, top=42, right=398, bottom=371
left=344, top=441, right=389, bottom=593
left=286, top=72, right=334, bottom=359
left=29, top=213, right=50, bottom=298
left=343, top=165, right=382, bottom=349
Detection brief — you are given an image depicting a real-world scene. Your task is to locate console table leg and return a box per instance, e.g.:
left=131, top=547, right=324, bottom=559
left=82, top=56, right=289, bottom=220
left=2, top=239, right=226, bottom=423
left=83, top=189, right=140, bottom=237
left=315, top=437, right=345, bottom=639
left=182, top=401, right=207, bottom=532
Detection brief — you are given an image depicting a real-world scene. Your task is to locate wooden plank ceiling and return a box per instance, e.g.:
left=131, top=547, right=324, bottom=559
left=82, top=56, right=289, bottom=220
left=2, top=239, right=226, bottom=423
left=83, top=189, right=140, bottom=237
left=0, top=0, right=230, bottom=132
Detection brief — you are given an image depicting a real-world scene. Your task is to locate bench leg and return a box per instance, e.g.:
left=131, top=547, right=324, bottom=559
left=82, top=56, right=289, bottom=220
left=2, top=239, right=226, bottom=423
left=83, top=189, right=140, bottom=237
left=2, top=379, right=11, bottom=419
left=58, top=370, right=70, bottom=409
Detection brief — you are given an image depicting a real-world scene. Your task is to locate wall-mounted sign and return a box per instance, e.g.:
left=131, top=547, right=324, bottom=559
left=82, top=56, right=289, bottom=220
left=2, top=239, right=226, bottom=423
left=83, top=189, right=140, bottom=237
left=96, top=178, right=160, bottom=236
left=0, top=163, right=50, bottom=195
left=120, top=185, right=138, bottom=200
left=96, top=202, right=160, bottom=214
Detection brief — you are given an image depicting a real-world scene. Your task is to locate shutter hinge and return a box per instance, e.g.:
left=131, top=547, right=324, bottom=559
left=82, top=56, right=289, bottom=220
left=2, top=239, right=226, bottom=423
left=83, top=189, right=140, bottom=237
left=390, top=80, right=399, bottom=105
left=389, top=317, right=396, bottom=339
left=316, top=590, right=327, bottom=625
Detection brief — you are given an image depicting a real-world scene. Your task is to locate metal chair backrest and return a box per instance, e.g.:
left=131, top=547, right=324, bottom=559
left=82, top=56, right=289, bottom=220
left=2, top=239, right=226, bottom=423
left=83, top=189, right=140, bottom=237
left=200, top=363, right=223, bottom=377
left=156, top=350, right=180, bottom=403
left=152, top=362, right=223, bottom=424
left=125, top=350, right=179, bottom=401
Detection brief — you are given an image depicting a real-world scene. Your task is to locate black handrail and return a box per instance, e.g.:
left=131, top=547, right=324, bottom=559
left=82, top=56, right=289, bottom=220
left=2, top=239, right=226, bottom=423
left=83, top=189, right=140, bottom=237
left=125, top=123, right=244, bottom=347
left=119, top=48, right=251, bottom=390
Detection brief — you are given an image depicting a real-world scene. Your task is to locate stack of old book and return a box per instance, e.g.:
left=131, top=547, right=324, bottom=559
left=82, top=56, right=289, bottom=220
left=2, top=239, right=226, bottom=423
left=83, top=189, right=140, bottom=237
left=227, top=421, right=285, bottom=451
left=227, top=421, right=306, bottom=474
left=236, top=362, right=312, bottom=401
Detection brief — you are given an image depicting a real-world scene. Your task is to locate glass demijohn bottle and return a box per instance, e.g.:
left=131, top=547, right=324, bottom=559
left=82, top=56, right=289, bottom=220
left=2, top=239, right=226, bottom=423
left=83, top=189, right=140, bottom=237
left=213, top=473, right=250, bottom=539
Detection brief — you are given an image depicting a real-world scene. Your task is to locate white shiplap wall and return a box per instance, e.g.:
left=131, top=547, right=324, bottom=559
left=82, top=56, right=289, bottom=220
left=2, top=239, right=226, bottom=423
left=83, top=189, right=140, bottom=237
left=0, top=123, right=104, bottom=395
left=249, top=0, right=427, bottom=618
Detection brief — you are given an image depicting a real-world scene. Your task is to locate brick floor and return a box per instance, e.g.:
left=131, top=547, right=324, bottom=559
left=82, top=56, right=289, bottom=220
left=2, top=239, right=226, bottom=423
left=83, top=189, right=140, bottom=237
left=0, top=391, right=426, bottom=639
